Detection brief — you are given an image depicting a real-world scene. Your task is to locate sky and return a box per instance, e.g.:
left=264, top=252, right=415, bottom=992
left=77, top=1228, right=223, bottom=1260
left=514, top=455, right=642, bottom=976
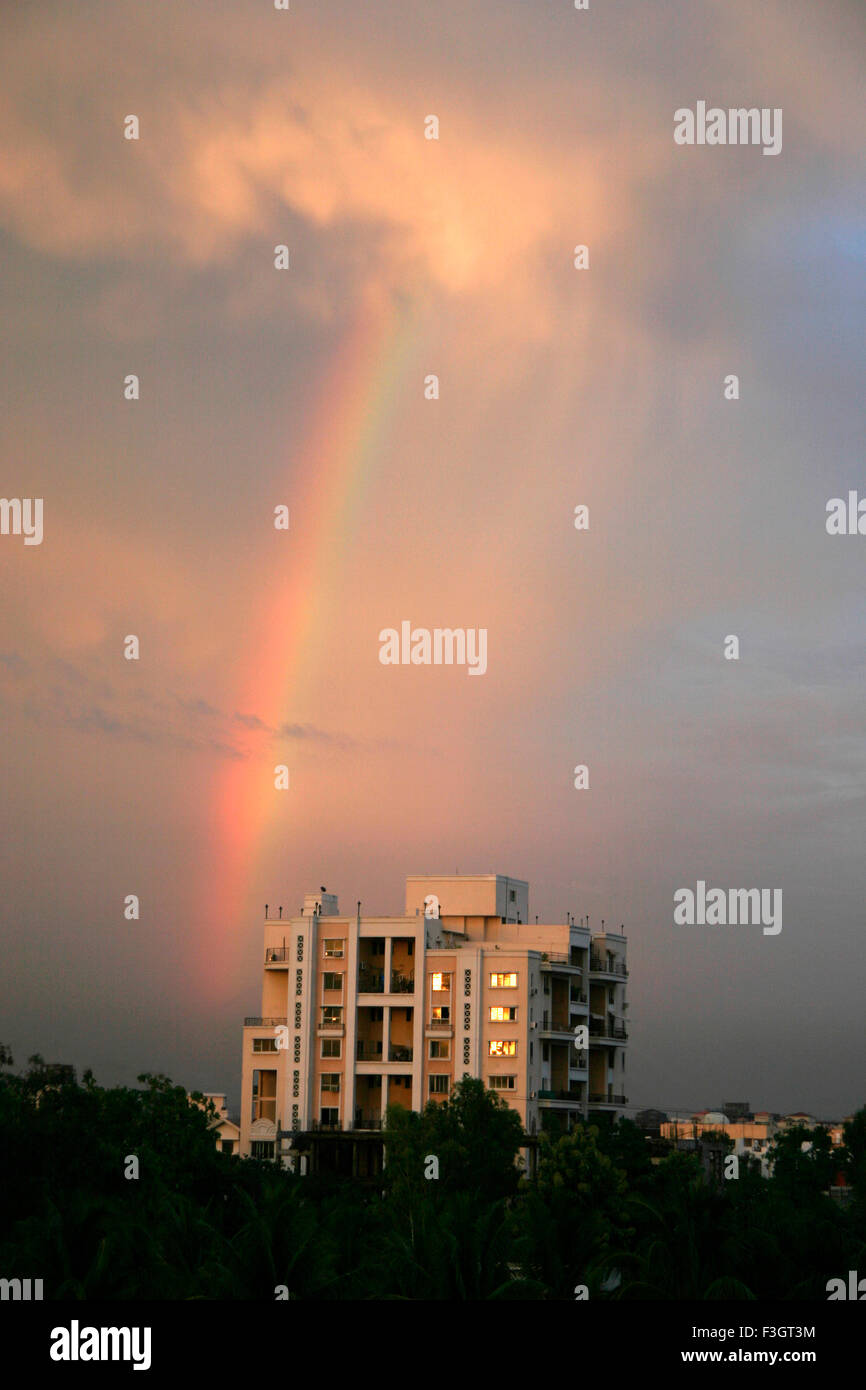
left=1, top=0, right=864, bottom=1120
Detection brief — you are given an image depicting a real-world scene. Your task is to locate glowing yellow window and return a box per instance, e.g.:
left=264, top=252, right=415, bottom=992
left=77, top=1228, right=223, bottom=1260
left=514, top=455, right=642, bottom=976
left=488, top=1040, right=517, bottom=1057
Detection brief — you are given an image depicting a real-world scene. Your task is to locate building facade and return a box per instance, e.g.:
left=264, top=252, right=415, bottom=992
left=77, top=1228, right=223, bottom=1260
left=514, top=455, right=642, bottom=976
left=239, top=874, right=629, bottom=1165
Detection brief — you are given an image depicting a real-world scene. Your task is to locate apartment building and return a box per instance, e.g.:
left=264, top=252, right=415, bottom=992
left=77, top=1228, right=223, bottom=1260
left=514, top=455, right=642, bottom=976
left=239, top=873, right=629, bottom=1165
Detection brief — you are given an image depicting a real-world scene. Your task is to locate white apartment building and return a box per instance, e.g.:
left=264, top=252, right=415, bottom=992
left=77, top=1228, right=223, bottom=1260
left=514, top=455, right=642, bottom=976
left=239, top=874, right=629, bottom=1165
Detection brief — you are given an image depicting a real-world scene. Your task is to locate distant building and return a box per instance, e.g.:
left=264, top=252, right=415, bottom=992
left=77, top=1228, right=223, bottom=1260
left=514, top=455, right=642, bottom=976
left=635, top=1108, right=668, bottom=1135
left=189, top=1092, right=240, bottom=1155
left=662, top=1111, right=776, bottom=1174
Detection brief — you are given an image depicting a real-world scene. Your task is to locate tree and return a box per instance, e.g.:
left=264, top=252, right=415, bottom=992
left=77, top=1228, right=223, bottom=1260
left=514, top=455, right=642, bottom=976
left=383, top=1077, right=524, bottom=1201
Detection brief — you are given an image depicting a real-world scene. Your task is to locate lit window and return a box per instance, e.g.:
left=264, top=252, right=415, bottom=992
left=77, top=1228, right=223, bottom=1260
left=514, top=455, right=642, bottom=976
left=432, top=1006, right=450, bottom=1022
left=321, top=1007, right=343, bottom=1026
left=432, top=971, right=450, bottom=991
left=323, top=940, right=343, bottom=958
left=488, top=1040, right=517, bottom=1057
left=490, top=972, right=518, bottom=989
left=489, top=1006, right=517, bottom=1022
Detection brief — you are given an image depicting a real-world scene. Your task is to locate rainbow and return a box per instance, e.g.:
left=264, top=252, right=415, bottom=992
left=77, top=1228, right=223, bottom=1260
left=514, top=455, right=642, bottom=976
left=201, top=291, right=421, bottom=992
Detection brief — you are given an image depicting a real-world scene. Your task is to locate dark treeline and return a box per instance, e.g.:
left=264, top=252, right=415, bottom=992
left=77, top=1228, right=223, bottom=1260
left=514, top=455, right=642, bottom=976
left=2, top=1048, right=865, bottom=1300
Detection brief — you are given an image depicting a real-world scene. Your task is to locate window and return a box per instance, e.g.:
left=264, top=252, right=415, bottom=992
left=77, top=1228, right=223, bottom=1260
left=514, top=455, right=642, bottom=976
left=322, top=972, right=343, bottom=992
left=321, top=1074, right=341, bottom=1093
left=323, top=940, right=343, bottom=958
left=429, top=1075, right=449, bottom=1095
left=490, top=972, right=518, bottom=988
left=252, top=1037, right=278, bottom=1052
left=489, top=1075, right=516, bottom=1090
left=489, top=1006, right=517, bottom=1022
left=251, top=1069, right=277, bottom=1122
left=432, top=972, right=450, bottom=991
left=429, top=1039, right=450, bottom=1059
left=320, top=1108, right=339, bottom=1127
left=432, top=1005, right=450, bottom=1022
left=251, top=1141, right=274, bottom=1159
left=321, top=1038, right=341, bottom=1058
left=369, top=1006, right=384, bottom=1022
left=608, top=987, right=615, bottom=1005
left=321, top=1006, right=343, bottom=1026
left=542, top=1042, right=550, bottom=1062
left=221, top=1139, right=235, bottom=1153
left=509, top=889, right=516, bottom=902
left=489, top=1040, right=517, bottom=1057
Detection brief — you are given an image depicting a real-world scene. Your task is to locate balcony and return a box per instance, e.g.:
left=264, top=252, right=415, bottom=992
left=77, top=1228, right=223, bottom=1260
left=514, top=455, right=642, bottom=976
left=539, top=952, right=584, bottom=972
left=358, top=966, right=385, bottom=993
left=388, top=1045, right=413, bottom=1063
left=356, top=1041, right=384, bottom=1061
left=540, top=1013, right=574, bottom=1037
left=304, top=1117, right=384, bottom=1133
left=589, top=1023, right=629, bottom=1042
left=589, top=1092, right=627, bottom=1106
left=589, top=955, right=628, bottom=978
left=265, top=947, right=291, bottom=968
left=538, top=1088, right=585, bottom=1102
left=244, top=1016, right=287, bottom=1026
left=318, top=1012, right=345, bottom=1037
left=390, top=971, right=415, bottom=994
left=425, top=1019, right=453, bottom=1038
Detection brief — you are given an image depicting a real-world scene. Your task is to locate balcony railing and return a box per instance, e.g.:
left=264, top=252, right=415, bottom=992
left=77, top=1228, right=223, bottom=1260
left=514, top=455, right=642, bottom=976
left=538, top=1088, right=585, bottom=1101
left=570, top=991, right=588, bottom=1005
left=244, top=1016, right=287, bottom=1026
left=388, top=1045, right=413, bottom=1062
left=590, top=956, right=628, bottom=977
left=589, top=1092, right=627, bottom=1105
left=356, top=1041, right=384, bottom=1060
left=265, top=947, right=291, bottom=964
left=539, top=950, right=584, bottom=969
left=427, top=1018, right=451, bottom=1029
left=589, top=1023, right=629, bottom=1040
left=390, top=972, right=415, bottom=993
left=541, top=1014, right=572, bottom=1032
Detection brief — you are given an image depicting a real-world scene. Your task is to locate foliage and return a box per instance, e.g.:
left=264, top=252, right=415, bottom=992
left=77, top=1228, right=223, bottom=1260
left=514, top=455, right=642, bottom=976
left=1, top=1048, right=864, bottom=1300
